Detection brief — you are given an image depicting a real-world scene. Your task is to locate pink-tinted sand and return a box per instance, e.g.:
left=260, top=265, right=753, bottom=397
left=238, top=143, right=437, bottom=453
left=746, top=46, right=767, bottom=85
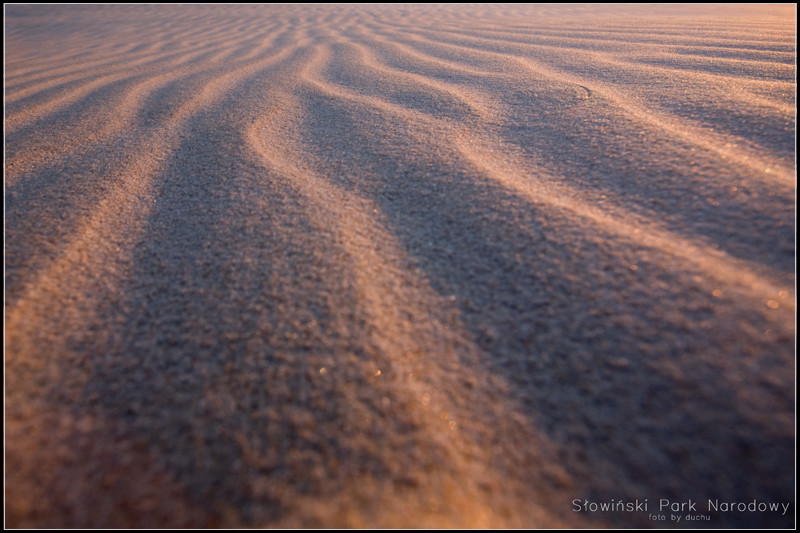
left=5, top=5, right=795, bottom=528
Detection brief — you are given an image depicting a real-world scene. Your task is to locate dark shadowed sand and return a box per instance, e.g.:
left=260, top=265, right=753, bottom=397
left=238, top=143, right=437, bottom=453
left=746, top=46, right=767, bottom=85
left=4, top=4, right=795, bottom=528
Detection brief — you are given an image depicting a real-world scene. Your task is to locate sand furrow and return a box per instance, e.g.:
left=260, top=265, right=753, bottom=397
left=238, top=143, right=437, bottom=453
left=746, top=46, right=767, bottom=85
left=6, top=29, right=323, bottom=529
left=300, top=29, right=794, bottom=352
left=370, top=25, right=796, bottom=186
left=3, top=12, right=265, bottom=88
left=4, top=36, right=268, bottom=135
left=4, top=22, right=300, bottom=184
left=294, top=43, right=792, bottom=320
left=273, top=32, right=793, bottom=528
left=3, top=7, right=295, bottom=125
left=3, top=39, right=246, bottom=102
left=355, top=24, right=794, bottom=277
left=6, top=36, right=308, bottom=344
left=5, top=40, right=307, bottom=309
left=402, top=23, right=797, bottom=63
left=232, top=43, right=576, bottom=528
left=358, top=22, right=795, bottom=137
left=391, top=26, right=797, bottom=115
left=245, top=96, right=570, bottom=528
left=5, top=51, right=241, bottom=183
left=451, top=135, right=795, bottom=318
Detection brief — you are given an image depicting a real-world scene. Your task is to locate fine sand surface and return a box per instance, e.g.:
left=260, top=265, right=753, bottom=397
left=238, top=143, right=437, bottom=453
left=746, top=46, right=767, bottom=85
left=5, top=5, right=795, bottom=528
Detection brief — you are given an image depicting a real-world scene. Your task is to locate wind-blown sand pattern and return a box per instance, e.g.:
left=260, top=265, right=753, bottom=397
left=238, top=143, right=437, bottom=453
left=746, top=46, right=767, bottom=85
left=5, top=5, right=795, bottom=528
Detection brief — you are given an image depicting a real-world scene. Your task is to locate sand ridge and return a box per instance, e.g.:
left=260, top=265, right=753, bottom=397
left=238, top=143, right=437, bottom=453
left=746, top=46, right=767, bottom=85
left=5, top=5, right=795, bottom=528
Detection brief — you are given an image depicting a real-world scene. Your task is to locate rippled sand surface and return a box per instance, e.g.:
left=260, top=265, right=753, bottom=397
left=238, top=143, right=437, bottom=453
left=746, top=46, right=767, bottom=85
left=5, top=5, right=795, bottom=528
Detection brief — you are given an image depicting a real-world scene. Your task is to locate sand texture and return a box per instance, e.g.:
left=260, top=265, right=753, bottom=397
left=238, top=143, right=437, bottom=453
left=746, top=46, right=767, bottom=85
left=4, top=5, right=796, bottom=528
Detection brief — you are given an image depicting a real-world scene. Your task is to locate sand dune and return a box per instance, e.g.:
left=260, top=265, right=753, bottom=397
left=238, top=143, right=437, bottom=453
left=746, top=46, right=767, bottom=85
left=5, top=5, right=795, bottom=528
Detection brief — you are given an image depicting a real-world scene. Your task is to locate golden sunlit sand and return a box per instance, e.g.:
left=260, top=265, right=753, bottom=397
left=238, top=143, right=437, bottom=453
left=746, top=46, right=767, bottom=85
left=5, top=5, right=795, bottom=528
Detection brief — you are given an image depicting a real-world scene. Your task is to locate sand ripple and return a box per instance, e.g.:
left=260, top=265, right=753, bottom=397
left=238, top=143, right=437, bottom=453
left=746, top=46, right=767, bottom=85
left=5, top=5, right=795, bottom=528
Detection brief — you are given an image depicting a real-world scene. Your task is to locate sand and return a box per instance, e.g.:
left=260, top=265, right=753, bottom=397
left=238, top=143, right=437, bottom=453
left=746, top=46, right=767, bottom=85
left=4, top=4, right=795, bottom=528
